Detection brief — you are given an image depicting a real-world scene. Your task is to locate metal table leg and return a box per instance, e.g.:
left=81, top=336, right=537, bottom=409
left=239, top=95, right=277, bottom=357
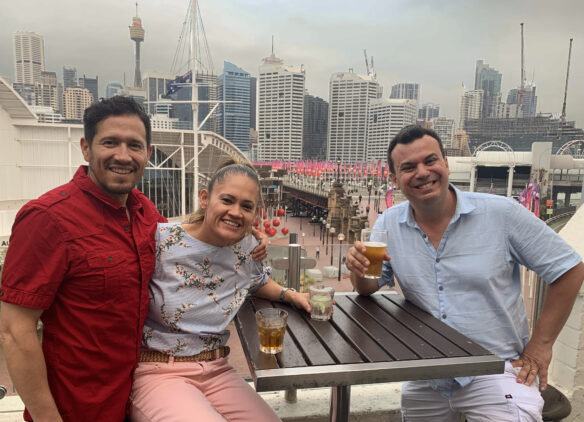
left=330, top=385, right=351, bottom=422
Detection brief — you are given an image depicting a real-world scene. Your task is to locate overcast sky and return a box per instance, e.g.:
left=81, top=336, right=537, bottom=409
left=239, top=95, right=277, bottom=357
left=1, top=0, right=583, bottom=126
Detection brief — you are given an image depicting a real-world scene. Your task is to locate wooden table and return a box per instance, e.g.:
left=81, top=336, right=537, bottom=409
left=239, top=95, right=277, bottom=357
left=234, top=292, right=504, bottom=422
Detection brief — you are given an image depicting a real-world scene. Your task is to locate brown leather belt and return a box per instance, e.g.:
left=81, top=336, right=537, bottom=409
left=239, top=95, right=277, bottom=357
left=140, top=346, right=230, bottom=363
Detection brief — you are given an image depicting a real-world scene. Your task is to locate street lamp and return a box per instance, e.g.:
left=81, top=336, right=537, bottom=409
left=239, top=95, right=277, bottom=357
left=337, top=233, right=345, bottom=281
left=319, top=217, right=324, bottom=241
left=368, top=180, right=373, bottom=205
left=326, top=223, right=330, bottom=255
left=330, top=227, right=336, bottom=265
left=302, top=232, right=305, bottom=245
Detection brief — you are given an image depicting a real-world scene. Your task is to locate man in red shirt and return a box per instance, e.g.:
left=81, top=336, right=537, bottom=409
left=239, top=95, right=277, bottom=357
left=0, top=96, right=165, bottom=421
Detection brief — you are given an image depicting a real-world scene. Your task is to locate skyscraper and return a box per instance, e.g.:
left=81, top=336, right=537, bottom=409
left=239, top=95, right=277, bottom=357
left=474, top=60, right=502, bottom=118
left=303, top=94, right=328, bottom=159
left=367, top=98, right=417, bottom=160
left=459, top=88, right=483, bottom=130
left=13, top=32, right=45, bottom=85
left=507, top=86, right=537, bottom=117
left=63, top=66, right=77, bottom=90
left=167, top=72, right=217, bottom=131
left=418, top=103, right=440, bottom=120
left=106, top=81, right=124, bottom=98
left=432, top=117, right=457, bottom=148
left=35, top=71, right=60, bottom=112
left=129, top=5, right=145, bottom=88
left=327, top=71, right=381, bottom=161
left=143, top=72, right=176, bottom=114
left=62, top=87, right=93, bottom=120
left=217, top=62, right=251, bottom=152
left=390, top=83, right=419, bottom=101
left=249, top=76, right=257, bottom=130
left=79, top=75, right=98, bottom=102
left=257, top=51, right=305, bottom=161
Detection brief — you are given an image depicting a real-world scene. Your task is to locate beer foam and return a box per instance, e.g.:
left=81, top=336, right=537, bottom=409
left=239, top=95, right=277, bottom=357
left=363, top=241, right=386, bottom=248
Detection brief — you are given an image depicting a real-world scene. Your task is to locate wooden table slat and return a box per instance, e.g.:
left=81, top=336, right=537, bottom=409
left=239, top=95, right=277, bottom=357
left=272, top=302, right=321, bottom=368
left=305, top=315, right=364, bottom=364
left=330, top=301, right=393, bottom=363
left=385, top=295, right=494, bottom=356
left=370, top=295, right=468, bottom=358
left=351, top=295, right=444, bottom=359
left=333, top=296, right=418, bottom=361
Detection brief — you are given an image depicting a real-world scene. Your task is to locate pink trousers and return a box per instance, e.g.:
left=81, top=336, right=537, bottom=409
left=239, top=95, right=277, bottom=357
left=130, top=357, right=280, bottom=422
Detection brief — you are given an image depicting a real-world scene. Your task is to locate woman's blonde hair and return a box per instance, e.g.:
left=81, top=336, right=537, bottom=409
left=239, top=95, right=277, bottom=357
left=185, top=158, right=263, bottom=224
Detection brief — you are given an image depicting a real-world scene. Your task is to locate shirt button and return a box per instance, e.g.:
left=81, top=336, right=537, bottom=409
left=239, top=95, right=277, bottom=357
left=442, top=314, right=447, bottom=319
left=439, top=286, right=444, bottom=291
left=60, top=191, right=66, bottom=196
left=124, top=226, right=130, bottom=231
left=0, top=290, right=4, bottom=296
left=422, top=234, right=427, bottom=239
left=108, top=256, right=113, bottom=262
left=435, top=258, right=440, bottom=263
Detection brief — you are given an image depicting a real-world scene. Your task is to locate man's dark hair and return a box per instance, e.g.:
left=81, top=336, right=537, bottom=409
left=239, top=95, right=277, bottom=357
left=387, top=125, right=445, bottom=174
left=83, top=96, right=151, bottom=146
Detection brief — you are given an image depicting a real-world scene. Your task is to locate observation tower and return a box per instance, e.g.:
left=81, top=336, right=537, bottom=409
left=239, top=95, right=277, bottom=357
left=129, top=3, right=145, bottom=87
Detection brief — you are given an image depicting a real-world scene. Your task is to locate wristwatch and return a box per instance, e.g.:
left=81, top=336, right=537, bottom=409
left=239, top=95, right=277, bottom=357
left=279, top=287, right=296, bottom=302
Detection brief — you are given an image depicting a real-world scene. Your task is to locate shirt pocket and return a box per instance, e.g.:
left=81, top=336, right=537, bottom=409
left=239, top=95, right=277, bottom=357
left=81, top=252, right=128, bottom=306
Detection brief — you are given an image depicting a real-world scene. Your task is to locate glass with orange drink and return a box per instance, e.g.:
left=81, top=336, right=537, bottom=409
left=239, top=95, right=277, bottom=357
left=360, top=228, right=388, bottom=280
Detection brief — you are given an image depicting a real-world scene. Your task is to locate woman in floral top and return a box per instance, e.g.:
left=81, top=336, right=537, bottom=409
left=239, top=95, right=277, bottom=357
left=130, top=161, right=310, bottom=422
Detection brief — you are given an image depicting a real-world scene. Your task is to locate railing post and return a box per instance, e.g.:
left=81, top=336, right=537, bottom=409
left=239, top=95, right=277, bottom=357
left=286, top=233, right=300, bottom=404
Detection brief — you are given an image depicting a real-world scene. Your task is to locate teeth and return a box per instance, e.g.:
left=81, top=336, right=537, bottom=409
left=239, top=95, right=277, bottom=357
left=419, top=182, right=433, bottom=189
left=111, top=168, right=132, bottom=174
left=224, top=220, right=240, bottom=227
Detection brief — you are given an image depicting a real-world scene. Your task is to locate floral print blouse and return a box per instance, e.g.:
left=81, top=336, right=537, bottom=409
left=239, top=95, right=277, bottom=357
left=142, top=222, right=269, bottom=356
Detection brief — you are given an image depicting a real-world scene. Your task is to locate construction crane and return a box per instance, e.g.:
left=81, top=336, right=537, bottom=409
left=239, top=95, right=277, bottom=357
left=560, top=38, right=573, bottom=121
left=363, top=49, right=376, bottom=79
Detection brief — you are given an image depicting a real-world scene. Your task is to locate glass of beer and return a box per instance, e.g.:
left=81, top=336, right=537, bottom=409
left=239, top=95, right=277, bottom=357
left=255, top=308, right=288, bottom=354
left=360, top=228, right=388, bottom=280
left=309, top=285, right=335, bottom=321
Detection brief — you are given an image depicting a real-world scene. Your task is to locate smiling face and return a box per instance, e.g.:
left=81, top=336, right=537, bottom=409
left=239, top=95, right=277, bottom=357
left=80, top=114, right=152, bottom=206
left=389, top=134, right=451, bottom=209
left=197, top=173, right=260, bottom=246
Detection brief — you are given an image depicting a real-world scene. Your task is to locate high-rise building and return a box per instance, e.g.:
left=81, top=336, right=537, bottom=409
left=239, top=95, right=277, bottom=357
left=459, top=88, right=483, bottom=130
left=474, top=60, right=502, bottom=118
left=257, top=52, right=305, bottom=161
left=249, top=76, right=257, bottom=130
left=217, top=62, right=251, bottom=152
left=79, top=75, right=98, bottom=102
left=35, top=71, right=60, bottom=112
left=432, top=117, right=456, bottom=148
left=106, top=81, right=124, bottom=98
left=390, top=83, right=419, bottom=101
left=143, top=72, right=175, bottom=113
left=62, top=87, right=93, bottom=120
left=451, top=130, right=471, bottom=156
left=13, top=32, right=45, bottom=85
left=327, top=71, right=381, bottom=161
left=367, top=98, right=417, bottom=160
left=418, top=103, right=440, bottom=120
left=129, top=6, right=145, bottom=88
left=303, top=94, right=328, bottom=159
left=63, top=66, right=77, bottom=90
left=506, top=85, right=537, bottom=117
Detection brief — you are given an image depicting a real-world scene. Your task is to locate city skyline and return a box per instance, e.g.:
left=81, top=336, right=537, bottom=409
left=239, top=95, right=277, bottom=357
left=1, top=0, right=583, bottom=126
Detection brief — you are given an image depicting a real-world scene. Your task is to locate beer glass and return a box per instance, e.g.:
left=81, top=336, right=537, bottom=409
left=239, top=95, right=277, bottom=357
left=309, top=285, right=335, bottom=321
left=360, top=228, right=388, bottom=280
left=255, top=308, right=288, bottom=354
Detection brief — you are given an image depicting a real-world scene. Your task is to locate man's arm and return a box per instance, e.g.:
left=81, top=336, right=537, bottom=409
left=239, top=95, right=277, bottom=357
left=0, top=303, right=63, bottom=422
left=346, top=240, right=390, bottom=296
left=512, top=261, right=584, bottom=391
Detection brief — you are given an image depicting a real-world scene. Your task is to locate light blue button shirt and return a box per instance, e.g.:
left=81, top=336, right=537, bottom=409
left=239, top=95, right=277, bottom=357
left=376, top=186, right=581, bottom=395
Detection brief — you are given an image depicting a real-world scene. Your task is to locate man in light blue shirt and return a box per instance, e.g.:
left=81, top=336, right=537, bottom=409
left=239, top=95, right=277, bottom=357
left=346, top=125, right=584, bottom=421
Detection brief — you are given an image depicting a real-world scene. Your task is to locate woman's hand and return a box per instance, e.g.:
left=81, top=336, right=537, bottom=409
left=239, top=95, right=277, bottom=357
left=286, top=291, right=311, bottom=313
left=251, top=228, right=268, bottom=261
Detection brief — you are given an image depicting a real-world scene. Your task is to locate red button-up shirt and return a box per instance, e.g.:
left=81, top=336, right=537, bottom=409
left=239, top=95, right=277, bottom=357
left=0, top=166, right=166, bottom=421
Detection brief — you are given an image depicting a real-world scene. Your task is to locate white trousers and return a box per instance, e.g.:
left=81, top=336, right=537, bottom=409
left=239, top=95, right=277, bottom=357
left=401, top=362, right=544, bottom=422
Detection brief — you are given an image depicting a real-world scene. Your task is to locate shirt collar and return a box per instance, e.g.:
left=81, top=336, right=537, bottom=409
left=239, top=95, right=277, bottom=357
left=399, top=184, right=476, bottom=227
left=73, top=166, right=144, bottom=214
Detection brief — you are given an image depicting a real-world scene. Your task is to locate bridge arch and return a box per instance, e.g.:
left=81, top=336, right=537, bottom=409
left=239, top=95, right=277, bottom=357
left=557, top=139, right=584, bottom=159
